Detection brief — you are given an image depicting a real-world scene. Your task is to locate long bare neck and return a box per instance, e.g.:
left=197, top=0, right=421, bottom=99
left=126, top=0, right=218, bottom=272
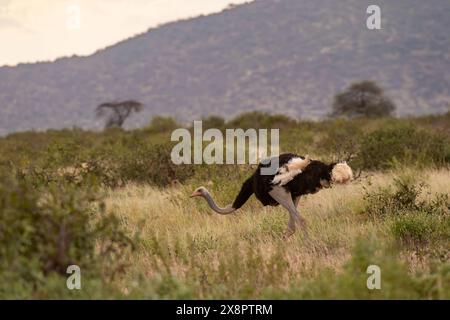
left=201, top=189, right=236, bottom=215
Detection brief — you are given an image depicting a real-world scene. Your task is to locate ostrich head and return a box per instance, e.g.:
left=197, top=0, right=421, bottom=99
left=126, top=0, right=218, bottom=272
left=190, top=186, right=207, bottom=198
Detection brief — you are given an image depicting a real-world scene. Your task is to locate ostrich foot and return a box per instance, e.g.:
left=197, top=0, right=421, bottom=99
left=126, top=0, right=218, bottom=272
left=282, top=218, right=308, bottom=240
left=282, top=228, right=295, bottom=240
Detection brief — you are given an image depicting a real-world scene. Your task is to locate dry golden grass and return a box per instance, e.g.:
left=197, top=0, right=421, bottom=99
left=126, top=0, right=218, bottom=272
left=103, top=168, right=450, bottom=298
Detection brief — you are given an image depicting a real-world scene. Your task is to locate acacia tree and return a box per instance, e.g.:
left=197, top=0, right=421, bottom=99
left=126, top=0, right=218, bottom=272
left=331, top=81, right=395, bottom=118
left=96, top=100, right=143, bottom=128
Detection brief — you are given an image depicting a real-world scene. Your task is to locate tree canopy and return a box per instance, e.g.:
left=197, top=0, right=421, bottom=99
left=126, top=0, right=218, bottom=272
left=96, top=100, right=143, bottom=128
left=331, top=81, right=396, bottom=118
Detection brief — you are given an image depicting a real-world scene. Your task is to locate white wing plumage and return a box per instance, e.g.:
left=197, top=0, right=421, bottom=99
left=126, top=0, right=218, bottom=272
left=271, top=156, right=311, bottom=186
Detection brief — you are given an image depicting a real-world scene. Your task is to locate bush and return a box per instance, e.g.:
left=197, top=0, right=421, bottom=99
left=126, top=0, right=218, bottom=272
left=364, top=175, right=448, bottom=218
left=360, top=125, right=448, bottom=170
left=227, top=111, right=297, bottom=129
left=146, top=116, right=181, bottom=133
left=14, top=138, right=196, bottom=189
left=201, top=115, right=225, bottom=129
left=391, top=212, right=448, bottom=246
left=0, top=173, right=135, bottom=296
left=318, top=119, right=362, bottom=162
left=363, top=175, right=449, bottom=247
left=364, top=176, right=423, bottom=218
left=117, top=143, right=196, bottom=187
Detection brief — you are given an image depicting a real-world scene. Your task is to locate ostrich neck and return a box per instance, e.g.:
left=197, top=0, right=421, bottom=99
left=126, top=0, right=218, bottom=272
left=202, top=190, right=235, bottom=215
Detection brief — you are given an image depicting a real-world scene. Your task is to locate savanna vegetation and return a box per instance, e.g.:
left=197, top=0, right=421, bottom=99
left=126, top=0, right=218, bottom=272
left=0, top=111, right=449, bottom=299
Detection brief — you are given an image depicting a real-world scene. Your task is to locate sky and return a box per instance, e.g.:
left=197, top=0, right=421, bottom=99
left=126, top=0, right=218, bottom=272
left=0, top=0, right=252, bottom=66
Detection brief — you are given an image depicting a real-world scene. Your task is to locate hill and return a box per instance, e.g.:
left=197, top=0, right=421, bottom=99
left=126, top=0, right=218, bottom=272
left=0, top=0, right=449, bottom=135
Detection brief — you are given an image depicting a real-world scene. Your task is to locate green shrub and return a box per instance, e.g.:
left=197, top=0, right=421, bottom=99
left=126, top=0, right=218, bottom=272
left=117, top=143, right=195, bottom=187
left=227, top=111, right=297, bottom=129
left=0, top=173, right=135, bottom=296
left=360, top=125, right=448, bottom=170
left=363, top=175, right=448, bottom=219
left=146, top=116, right=181, bottom=133
left=318, top=119, right=362, bottom=162
left=363, top=175, right=449, bottom=247
left=391, top=212, right=447, bottom=246
left=364, top=176, right=423, bottom=218
left=201, top=115, right=225, bottom=129
left=14, top=138, right=195, bottom=188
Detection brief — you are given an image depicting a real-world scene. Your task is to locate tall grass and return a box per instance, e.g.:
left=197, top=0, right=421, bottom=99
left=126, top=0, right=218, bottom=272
left=100, top=169, right=450, bottom=299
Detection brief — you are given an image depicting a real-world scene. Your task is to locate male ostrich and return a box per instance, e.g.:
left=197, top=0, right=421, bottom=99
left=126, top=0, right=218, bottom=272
left=191, top=153, right=353, bottom=237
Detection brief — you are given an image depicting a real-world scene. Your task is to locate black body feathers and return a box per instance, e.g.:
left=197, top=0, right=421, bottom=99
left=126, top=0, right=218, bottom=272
left=231, top=153, right=335, bottom=209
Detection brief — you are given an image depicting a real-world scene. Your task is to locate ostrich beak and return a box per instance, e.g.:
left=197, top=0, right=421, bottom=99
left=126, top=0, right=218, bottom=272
left=190, top=190, right=202, bottom=198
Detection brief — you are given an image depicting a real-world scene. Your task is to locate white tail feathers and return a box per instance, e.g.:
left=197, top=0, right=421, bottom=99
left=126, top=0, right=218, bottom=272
left=331, top=162, right=353, bottom=184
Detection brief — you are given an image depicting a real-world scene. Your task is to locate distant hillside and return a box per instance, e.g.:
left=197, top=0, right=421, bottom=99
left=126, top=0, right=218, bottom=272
left=0, top=0, right=449, bottom=135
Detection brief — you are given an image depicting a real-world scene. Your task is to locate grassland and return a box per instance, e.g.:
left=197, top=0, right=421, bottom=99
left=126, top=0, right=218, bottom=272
left=0, top=113, right=449, bottom=299
left=99, top=168, right=449, bottom=299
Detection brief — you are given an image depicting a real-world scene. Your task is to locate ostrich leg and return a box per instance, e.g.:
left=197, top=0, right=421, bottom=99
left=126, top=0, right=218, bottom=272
left=269, top=187, right=307, bottom=238
left=293, top=196, right=301, bottom=208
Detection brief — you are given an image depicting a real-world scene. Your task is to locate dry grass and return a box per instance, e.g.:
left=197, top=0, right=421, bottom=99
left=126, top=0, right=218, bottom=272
left=103, top=168, right=450, bottom=299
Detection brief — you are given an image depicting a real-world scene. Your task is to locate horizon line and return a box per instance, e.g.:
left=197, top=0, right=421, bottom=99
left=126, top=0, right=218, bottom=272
left=0, top=1, right=254, bottom=68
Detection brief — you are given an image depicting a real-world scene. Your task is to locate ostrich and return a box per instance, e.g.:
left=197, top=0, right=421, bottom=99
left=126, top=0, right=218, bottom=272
left=191, top=153, right=353, bottom=237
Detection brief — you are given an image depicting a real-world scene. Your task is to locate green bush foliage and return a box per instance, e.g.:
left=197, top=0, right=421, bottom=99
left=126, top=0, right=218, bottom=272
left=391, top=212, right=448, bottom=246
left=0, top=172, right=136, bottom=297
left=146, top=116, right=181, bottom=133
left=360, top=124, right=448, bottom=170
left=117, top=142, right=195, bottom=187
left=201, top=115, right=226, bottom=129
left=227, top=111, right=297, bottom=129
left=363, top=175, right=449, bottom=247
left=318, top=119, right=362, bottom=162
left=364, top=175, right=448, bottom=218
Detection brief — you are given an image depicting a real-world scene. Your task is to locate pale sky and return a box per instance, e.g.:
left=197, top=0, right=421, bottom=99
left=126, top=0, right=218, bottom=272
left=0, top=0, right=252, bottom=66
